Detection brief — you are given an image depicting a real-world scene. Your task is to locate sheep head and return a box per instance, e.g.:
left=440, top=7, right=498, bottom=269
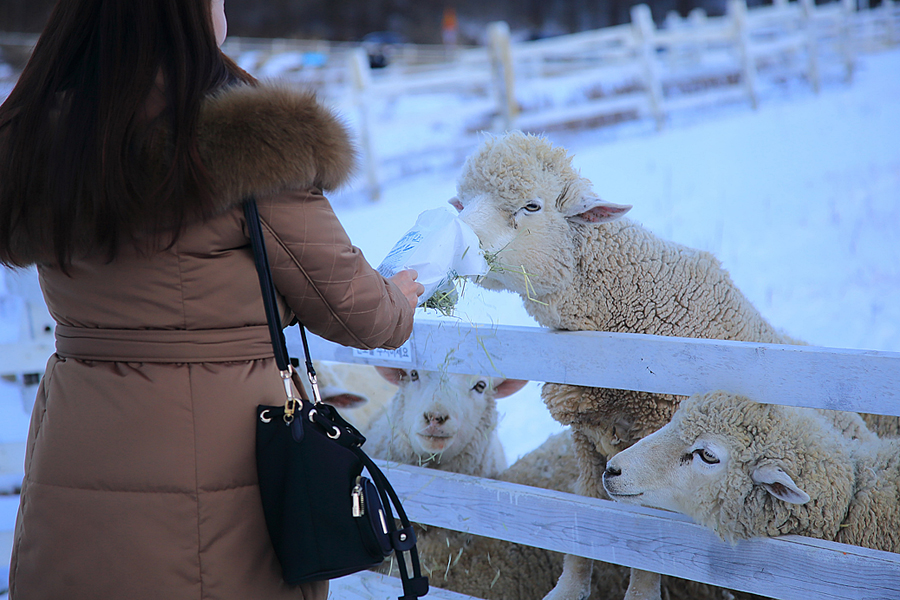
left=602, top=391, right=854, bottom=543
left=451, top=131, right=631, bottom=300
left=375, top=367, right=527, bottom=467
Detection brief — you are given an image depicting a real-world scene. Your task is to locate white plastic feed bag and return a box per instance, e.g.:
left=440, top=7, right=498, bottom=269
left=377, top=207, right=488, bottom=309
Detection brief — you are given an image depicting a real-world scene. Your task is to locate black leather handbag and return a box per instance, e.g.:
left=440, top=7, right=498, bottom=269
left=244, top=198, right=428, bottom=599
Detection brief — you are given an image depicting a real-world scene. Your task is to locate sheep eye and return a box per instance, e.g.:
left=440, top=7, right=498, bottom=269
left=524, top=201, right=542, bottom=213
left=409, top=370, right=419, bottom=382
left=693, top=448, right=719, bottom=465
left=472, top=380, right=487, bottom=393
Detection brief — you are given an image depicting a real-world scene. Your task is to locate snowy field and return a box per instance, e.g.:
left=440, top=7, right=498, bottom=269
left=1, top=44, right=899, bottom=596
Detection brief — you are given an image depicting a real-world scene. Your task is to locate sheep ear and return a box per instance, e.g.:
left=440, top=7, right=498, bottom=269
left=751, top=465, right=811, bottom=505
left=374, top=366, right=407, bottom=386
left=448, top=197, right=464, bottom=212
left=492, top=379, right=529, bottom=398
left=320, top=386, right=369, bottom=409
left=565, top=197, right=632, bottom=225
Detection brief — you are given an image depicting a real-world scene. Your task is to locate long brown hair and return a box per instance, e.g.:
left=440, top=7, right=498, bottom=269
left=0, top=0, right=254, bottom=268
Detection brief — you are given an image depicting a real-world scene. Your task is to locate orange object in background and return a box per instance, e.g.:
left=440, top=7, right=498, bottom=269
left=442, top=7, right=458, bottom=47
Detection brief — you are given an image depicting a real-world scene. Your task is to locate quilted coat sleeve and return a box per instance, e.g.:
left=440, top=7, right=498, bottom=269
left=252, top=187, right=414, bottom=350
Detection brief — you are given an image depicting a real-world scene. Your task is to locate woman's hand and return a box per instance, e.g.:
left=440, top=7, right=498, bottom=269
left=389, top=270, right=425, bottom=309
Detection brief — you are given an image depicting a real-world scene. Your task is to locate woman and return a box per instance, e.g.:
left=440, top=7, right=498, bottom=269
left=0, top=1, right=422, bottom=598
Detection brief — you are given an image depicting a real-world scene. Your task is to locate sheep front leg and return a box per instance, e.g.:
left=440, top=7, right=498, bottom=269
left=542, top=428, right=609, bottom=599
left=542, top=553, right=593, bottom=600
left=624, top=569, right=661, bottom=600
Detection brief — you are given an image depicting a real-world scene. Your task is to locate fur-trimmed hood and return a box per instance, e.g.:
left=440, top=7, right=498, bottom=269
left=186, top=83, right=356, bottom=209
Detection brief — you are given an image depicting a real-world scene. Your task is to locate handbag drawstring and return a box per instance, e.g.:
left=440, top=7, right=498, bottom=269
left=355, top=449, right=429, bottom=600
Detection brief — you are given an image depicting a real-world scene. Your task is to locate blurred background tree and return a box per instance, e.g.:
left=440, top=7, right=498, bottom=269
left=0, top=0, right=730, bottom=43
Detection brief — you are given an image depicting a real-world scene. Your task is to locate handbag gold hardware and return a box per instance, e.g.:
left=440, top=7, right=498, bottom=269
left=280, top=366, right=301, bottom=423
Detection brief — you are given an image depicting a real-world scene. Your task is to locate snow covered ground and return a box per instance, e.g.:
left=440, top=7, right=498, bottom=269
left=1, top=44, right=898, bottom=596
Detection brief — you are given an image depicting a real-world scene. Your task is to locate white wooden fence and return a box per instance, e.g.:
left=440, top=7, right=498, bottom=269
left=0, top=268, right=54, bottom=501
left=283, top=320, right=900, bottom=600
left=1, top=308, right=897, bottom=598
left=341, top=0, right=898, bottom=200
left=0, top=310, right=898, bottom=599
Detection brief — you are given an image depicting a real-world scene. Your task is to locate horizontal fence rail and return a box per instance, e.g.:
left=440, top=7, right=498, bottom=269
left=291, top=320, right=900, bottom=599
left=0, top=320, right=897, bottom=599
left=288, top=320, right=900, bottom=418
left=0, top=342, right=54, bottom=375
left=371, top=461, right=900, bottom=600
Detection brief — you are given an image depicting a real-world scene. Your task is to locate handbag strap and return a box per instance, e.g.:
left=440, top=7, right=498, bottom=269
left=244, top=198, right=321, bottom=420
left=244, top=197, right=428, bottom=599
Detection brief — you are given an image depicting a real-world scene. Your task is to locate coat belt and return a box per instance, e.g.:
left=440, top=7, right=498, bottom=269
left=54, top=325, right=276, bottom=363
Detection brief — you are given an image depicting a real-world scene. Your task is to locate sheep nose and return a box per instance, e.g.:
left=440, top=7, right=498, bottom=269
left=604, top=465, right=622, bottom=478
left=424, top=412, right=449, bottom=426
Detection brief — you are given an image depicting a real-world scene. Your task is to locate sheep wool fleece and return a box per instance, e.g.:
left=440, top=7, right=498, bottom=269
left=669, top=392, right=900, bottom=552
left=8, top=85, right=414, bottom=600
left=539, top=218, right=801, bottom=499
left=540, top=218, right=894, bottom=469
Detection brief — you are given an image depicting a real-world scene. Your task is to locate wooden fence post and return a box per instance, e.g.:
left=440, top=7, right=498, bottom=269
left=347, top=48, right=381, bottom=201
left=688, top=7, right=707, bottom=26
left=800, top=0, right=821, bottom=93
left=883, top=0, right=897, bottom=46
left=487, top=21, right=517, bottom=131
left=840, top=0, right=856, bottom=82
left=729, top=0, right=759, bottom=110
left=631, top=4, right=665, bottom=130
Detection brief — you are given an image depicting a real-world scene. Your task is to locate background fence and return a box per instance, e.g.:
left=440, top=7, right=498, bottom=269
left=338, top=0, right=898, bottom=199
left=2, top=0, right=898, bottom=200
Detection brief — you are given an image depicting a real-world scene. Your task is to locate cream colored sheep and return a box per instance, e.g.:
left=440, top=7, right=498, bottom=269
left=603, top=390, right=900, bottom=554
left=452, top=131, right=810, bottom=599
left=364, top=367, right=527, bottom=478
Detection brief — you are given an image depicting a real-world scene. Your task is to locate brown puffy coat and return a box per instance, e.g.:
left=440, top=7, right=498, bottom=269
left=8, top=85, right=414, bottom=599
